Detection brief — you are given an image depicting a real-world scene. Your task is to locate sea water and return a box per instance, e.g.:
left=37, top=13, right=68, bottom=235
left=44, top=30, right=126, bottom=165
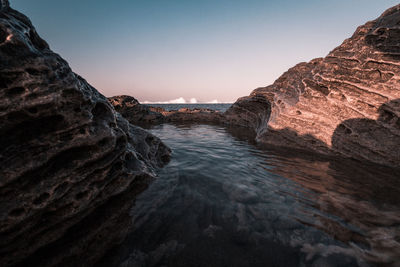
left=98, top=113, right=400, bottom=267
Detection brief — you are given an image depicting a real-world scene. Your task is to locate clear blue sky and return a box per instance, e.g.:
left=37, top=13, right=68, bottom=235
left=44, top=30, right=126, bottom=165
left=11, top=0, right=399, bottom=103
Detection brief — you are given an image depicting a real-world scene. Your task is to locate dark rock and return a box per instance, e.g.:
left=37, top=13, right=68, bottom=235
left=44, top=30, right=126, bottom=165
left=0, top=0, right=9, bottom=10
left=226, top=4, right=400, bottom=168
left=0, top=4, right=170, bottom=267
left=108, top=95, right=165, bottom=125
left=122, top=117, right=171, bottom=168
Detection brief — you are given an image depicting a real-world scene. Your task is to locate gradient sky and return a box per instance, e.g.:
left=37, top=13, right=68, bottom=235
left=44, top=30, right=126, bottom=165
left=11, top=0, right=399, bottom=103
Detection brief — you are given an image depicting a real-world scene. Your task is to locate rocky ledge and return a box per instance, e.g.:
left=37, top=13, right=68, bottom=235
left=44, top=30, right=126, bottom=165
left=225, top=4, right=400, bottom=168
left=109, top=95, right=224, bottom=125
left=0, top=1, right=170, bottom=266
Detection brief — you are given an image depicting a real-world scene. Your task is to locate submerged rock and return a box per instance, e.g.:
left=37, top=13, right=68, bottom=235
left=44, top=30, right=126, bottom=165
left=0, top=1, right=170, bottom=266
left=225, top=4, right=400, bottom=168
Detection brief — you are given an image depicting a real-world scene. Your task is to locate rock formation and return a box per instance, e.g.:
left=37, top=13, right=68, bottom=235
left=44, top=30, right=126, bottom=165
left=108, top=95, right=165, bottom=125
left=225, top=4, right=400, bottom=168
left=0, top=1, right=170, bottom=266
left=109, top=95, right=224, bottom=125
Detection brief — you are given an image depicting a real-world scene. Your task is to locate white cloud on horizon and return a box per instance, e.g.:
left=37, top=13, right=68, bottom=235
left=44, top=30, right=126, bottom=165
left=142, top=97, right=233, bottom=104
left=142, top=97, right=187, bottom=104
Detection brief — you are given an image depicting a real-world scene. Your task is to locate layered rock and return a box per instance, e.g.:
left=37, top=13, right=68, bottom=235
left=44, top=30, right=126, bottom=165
left=0, top=2, right=170, bottom=266
left=226, top=4, right=400, bottom=168
left=108, top=95, right=225, bottom=125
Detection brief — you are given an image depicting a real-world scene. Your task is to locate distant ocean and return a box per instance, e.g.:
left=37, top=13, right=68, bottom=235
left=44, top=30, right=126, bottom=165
left=144, top=103, right=232, bottom=112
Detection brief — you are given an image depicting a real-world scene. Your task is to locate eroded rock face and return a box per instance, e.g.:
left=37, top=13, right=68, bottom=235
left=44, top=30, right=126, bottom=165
left=226, top=4, right=400, bottom=168
left=0, top=2, right=170, bottom=266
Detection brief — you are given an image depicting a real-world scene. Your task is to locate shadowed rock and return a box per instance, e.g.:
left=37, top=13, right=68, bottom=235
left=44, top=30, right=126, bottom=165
left=224, top=95, right=271, bottom=135
left=0, top=3, right=170, bottom=267
left=332, top=99, right=400, bottom=168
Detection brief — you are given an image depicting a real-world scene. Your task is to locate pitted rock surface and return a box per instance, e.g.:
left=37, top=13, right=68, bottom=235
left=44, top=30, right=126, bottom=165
left=0, top=3, right=170, bottom=267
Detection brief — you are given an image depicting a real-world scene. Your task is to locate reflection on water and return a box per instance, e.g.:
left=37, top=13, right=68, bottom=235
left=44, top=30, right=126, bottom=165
left=99, top=124, right=400, bottom=267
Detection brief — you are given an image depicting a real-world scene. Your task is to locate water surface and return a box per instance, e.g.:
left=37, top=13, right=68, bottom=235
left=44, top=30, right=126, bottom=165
left=99, top=124, right=400, bottom=267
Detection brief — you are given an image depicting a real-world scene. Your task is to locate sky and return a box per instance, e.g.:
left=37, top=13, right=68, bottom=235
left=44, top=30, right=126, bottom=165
left=11, top=0, right=400, bottom=103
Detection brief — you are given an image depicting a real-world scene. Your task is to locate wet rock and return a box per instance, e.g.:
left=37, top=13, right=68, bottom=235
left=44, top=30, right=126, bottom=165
left=224, top=183, right=259, bottom=204
left=0, top=3, right=170, bottom=267
left=226, top=4, right=400, bottom=168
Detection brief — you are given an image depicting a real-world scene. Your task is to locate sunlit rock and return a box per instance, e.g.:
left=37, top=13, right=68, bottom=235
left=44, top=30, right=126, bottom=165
left=226, top=4, right=400, bottom=168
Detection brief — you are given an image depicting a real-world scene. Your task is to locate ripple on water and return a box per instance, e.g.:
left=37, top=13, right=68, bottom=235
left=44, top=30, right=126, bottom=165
left=98, top=124, right=400, bottom=267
